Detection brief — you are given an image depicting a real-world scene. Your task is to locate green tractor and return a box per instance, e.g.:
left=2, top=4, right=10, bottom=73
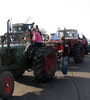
left=0, top=20, right=57, bottom=99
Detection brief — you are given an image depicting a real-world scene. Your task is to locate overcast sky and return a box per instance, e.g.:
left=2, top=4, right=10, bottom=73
left=0, top=0, right=90, bottom=39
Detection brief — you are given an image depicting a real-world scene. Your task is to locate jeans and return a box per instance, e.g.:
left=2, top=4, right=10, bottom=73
left=60, top=56, right=68, bottom=75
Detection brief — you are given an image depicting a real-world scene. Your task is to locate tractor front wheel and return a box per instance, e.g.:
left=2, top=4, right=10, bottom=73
left=33, top=46, right=57, bottom=82
left=0, top=71, right=14, bottom=99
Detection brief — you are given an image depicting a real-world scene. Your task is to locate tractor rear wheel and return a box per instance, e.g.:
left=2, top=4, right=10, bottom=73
left=0, top=71, right=14, bottom=99
left=33, top=46, right=57, bottom=82
left=84, top=44, right=88, bottom=55
left=73, top=43, right=84, bottom=63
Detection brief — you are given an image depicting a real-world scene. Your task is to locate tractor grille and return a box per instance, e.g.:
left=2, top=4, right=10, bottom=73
left=46, top=43, right=55, bottom=46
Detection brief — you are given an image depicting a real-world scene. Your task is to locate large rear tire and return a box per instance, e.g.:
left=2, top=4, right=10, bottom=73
left=84, top=44, right=88, bottom=55
left=33, top=46, right=57, bottom=82
left=0, top=71, right=14, bottom=99
left=73, top=43, right=84, bottom=63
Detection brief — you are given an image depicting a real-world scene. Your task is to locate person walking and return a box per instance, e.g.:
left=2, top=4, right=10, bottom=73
left=58, top=37, right=69, bottom=78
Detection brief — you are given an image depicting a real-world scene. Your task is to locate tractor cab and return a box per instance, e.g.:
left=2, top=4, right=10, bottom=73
left=50, top=29, right=78, bottom=40
left=59, top=29, right=78, bottom=39
left=46, top=29, right=79, bottom=53
left=2, top=23, right=34, bottom=44
left=12, top=23, right=34, bottom=33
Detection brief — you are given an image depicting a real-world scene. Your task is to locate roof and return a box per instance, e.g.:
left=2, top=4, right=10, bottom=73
left=58, top=29, right=77, bottom=32
left=12, top=23, right=33, bottom=27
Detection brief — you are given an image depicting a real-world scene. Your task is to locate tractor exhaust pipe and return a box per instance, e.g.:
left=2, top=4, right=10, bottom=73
left=7, top=19, right=10, bottom=56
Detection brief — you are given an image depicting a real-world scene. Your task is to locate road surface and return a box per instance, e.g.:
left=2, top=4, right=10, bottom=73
left=2, top=54, right=90, bottom=100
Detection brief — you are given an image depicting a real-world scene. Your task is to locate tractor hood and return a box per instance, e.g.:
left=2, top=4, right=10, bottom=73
left=45, top=40, right=61, bottom=53
left=0, top=44, right=25, bottom=52
left=46, top=40, right=60, bottom=46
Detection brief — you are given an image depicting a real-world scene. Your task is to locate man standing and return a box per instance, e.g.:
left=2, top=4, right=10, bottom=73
left=58, top=37, right=69, bottom=78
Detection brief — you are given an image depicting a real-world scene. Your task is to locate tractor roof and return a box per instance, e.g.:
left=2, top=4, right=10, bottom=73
left=58, top=29, right=77, bottom=33
left=12, top=23, right=33, bottom=27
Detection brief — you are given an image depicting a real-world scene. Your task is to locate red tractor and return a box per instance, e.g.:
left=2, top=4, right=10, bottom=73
left=46, top=29, right=86, bottom=63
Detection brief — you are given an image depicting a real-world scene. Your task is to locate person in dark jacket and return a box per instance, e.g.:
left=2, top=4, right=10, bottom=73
left=58, top=37, right=69, bottom=78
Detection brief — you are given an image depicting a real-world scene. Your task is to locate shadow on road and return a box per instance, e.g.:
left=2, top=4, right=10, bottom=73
left=8, top=54, right=90, bottom=100
left=15, top=75, right=52, bottom=89
left=10, top=76, right=90, bottom=100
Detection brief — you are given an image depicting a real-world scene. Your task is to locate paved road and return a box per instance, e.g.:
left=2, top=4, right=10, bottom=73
left=5, top=54, right=90, bottom=100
